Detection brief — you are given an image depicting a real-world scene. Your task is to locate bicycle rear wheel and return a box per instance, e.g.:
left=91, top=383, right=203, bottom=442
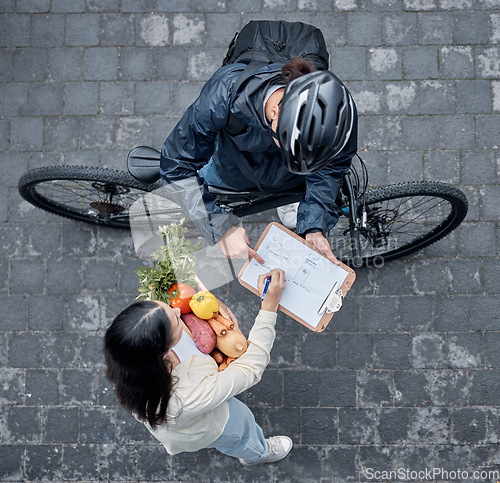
left=328, top=181, right=468, bottom=266
left=18, top=166, right=164, bottom=229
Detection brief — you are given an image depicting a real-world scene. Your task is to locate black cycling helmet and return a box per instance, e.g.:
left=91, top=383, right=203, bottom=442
left=276, top=70, right=354, bottom=174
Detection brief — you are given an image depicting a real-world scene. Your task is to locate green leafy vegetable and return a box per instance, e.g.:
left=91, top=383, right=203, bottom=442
left=136, top=219, right=200, bottom=303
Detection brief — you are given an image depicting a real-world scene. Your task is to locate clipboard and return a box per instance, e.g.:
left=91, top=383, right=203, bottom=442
left=237, top=222, right=356, bottom=332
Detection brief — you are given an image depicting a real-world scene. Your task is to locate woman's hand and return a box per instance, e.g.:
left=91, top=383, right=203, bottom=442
left=305, top=231, right=341, bottom=266
left=216, top=226, right=264, bottom=264
left=257, top=268, right=286, bottom=313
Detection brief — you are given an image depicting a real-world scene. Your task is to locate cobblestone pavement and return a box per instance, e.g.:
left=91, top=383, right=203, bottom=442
left=1, top=1, right=500, bottom=482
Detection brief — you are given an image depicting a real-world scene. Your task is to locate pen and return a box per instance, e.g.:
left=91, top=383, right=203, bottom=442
left=261, top=276, right=271, bottom=301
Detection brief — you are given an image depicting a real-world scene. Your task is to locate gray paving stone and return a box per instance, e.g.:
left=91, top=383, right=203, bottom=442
left=0, top=0, right=15, bottom=12
left=28, top=295, right=64, bottom=331
left=12, top=48, right=48, bottom=82
left=65, top=14, right=100, bottom=46
left=31, top=13, right=65, bottom=47
left=80, top=407, right=115, bottom=443
left=402, top=46, right=438, bottom=80
left=28, top=82, right=63, bottom=116
left=99, top=444, right=137, bottom=481
left=347, top=13, right=382, bottom=46
left=0, top=14, right=30, bottom=47
left=423, top=149, right=460, bottom=183
left=100, top=13, right=136, bottom=46
left=51, top=0, right=85, bottom=13
left=122, top=0, right=155, bottom=13
left=454, top=11, right=489, bottom=45
left=451, top=408, right=487, bottom=444
left=439, top=46, right=474, bottom=79
left=274, top=445, right=323, bottom=482
left=330, top=47, right=367, bottom=81
left=357, top=370, right=393, bottom=407
left=48, top=48, right=82, bottom=81
left=283, top=369, right=320, bottom=406
left=25, top=444, right=62, bottom=481
left=61, top=443, right=100, bottom=480
left=119, top=47, right=154, bottom=81
left=448, top=332, right=483, bottom=370
left=135, top=81, right=171, bottom=115
left=367, top=47, right=402, bottom=80
left=411, top=333, right=447, bottom=368
left=470, top=295, right=500, bottom=331
left=476, top=46, right=500, bottom=79
left=418, top=12, right=454, bottom=44
left=319, top=370, right=357, bottom=406
left=376, top=408, right=411, bottom=443
left=383, top=13, right=417, bottom=46
left=433, top=295, right=470, bottom=332
left=79, top=116, right=115, bottom=150
left=302, top=408, right=338, bottom=444
left=0, top=49, right=12, bottom=82
left=460, top=221, right=497, bottom=258
left=394, top=370, right=432, bottom=406
left=456, top=80, right=492, bottom=114
left=25, top=368, right=60, bottom=405
left=4, top=406, right=41, bottom=443
left=9, top=258, right=45, bottom=295
left=83, top=47, right=118, bottom=81
left=63, top=82, right=99, bottom=115
left=338, top=332, right=372, bottom=368
left=87, top=0, right=120, bottom=13
left=7, top=332, right=44, bottom=368
left=387, top=151, right=423, bottom=183
left=476, top=114, right=500, bottom=149
left=410, top=407, right=449, bottom=444
left=339, top=408, right=375, bottom=444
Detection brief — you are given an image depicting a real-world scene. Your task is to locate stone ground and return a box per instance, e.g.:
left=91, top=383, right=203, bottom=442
left=1, top=0, right=500, bottom=482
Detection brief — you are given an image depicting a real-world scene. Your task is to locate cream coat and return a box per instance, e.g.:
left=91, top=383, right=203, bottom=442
left=143, top=310, right=277, bottom=455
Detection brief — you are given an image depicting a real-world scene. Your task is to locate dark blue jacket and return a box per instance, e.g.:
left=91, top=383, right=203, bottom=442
left=160, top=63, right=358, bottom=244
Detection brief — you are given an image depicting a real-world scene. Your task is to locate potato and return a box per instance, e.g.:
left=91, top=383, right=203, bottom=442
left=181, top=313, right=216, bottom=354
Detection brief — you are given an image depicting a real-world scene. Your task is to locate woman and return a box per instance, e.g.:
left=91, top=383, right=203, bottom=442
left=103, top=269, right=291, bottom=465
left=160, top=57, right=358, bottom=266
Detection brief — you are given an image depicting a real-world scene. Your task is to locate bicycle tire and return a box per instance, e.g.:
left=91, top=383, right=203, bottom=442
left=18, top=166, right=163, bottom=229
left=328, top=181, right=468, bottom=266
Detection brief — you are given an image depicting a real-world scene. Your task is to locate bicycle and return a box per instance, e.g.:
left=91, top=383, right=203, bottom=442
left=18, top=145, right=468, bottom=268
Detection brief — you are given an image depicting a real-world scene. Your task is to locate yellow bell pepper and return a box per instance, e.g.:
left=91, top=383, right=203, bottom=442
left=189, top=291, right=220, bottom=319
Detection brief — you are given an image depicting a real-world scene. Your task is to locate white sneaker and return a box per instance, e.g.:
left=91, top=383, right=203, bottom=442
left=277, top=202, right=299, bottom=230
left=239, top=436, right=293, bottom=466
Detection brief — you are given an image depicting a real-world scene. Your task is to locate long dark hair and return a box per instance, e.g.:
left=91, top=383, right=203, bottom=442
left=103, top=300, right=175, bottom=429
left=281, top=57, right=316, bottom=84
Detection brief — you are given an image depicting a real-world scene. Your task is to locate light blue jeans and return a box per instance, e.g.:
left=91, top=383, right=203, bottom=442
left=198, top=160, right=256, bottom=191
left=205, top=397, right=269, bottom=462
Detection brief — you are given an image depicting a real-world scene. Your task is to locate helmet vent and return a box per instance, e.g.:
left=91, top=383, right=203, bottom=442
left=336, top=102, right=344, bottom=128
left=318, top=98, right=327, bottom=124
left=308, top=117, right=316, bottom=145
left=297, top=104, right=306, bottom=127
left=294, top=140, right=301, bottom=157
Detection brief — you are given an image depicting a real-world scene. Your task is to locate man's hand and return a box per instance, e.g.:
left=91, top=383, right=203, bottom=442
left=305, top=231, right=341, bottom=266
left=216, top=225, right=264, bottom=264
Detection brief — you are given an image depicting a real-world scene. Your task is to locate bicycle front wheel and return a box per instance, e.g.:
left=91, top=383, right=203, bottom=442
left=18, top=166, right=163, bottom=229
left=328, top=181, right=468, bottom=266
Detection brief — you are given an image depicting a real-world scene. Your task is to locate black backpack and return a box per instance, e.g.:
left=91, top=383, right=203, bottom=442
left=222, top=20, right=329, bottom=70
left=222, top=20, right=329, bottom=135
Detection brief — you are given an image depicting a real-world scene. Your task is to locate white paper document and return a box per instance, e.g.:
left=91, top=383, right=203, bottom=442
left=240, top=224, right=349, bottom=327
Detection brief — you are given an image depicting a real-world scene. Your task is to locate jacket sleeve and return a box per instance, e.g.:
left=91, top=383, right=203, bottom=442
left=295, top=109, right=358, bottom=236
left=177, top=310, right=277, bottom=415
left=159, top=67, right=241, bottom=244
